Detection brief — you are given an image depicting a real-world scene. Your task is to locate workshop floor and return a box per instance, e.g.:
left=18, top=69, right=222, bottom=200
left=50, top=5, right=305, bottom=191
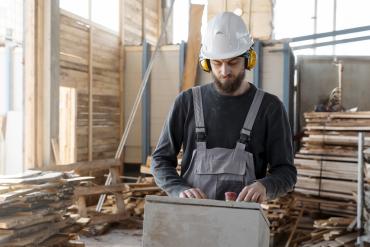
left=81, top=229, right=142, bottom=247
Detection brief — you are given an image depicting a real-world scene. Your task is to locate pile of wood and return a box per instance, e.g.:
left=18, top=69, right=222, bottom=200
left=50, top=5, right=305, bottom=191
left=298, top=217, right=357, bottom=246
left=278, top=111, right=370, bottom=245
left=295, top=111, right=370, bottom=209
left=93, top=176, right=164, bottom=221
left=121, top=177, right=165, bottom=219
left=262, top=194, right=299, bottom=237
left=0, top=170, right=89, bottom=246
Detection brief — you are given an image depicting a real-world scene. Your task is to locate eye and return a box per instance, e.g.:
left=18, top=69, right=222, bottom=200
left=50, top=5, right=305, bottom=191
left=211, top=61, right=221, bottom=66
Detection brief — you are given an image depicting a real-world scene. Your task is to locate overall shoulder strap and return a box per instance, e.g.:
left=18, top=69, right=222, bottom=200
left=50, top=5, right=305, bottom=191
left=236, top=89, right=265, bottom=150
left=191, top=86, right=206, bottom=146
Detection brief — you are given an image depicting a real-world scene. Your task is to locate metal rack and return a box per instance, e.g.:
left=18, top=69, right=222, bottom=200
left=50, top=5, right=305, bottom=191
left=357, top=132, right=369, bottom=246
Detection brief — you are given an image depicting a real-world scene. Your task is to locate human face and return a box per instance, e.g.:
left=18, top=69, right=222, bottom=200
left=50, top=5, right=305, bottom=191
left=210, top=57, right=245, bottom=94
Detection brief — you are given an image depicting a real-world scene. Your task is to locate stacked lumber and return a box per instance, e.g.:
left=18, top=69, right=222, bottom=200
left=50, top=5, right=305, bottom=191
left=91, top=177, right=164, bottom=220
left=295, top=111, right=370, bottom=203
left=122, top=177, right=165, bottom=219
left=298, top=217, right=356, bottom=247
left=262, top=194, right=299, bottom=237
left=80, top=176, right=164, bottom=236
left=0, top=170, right=90, bottom=247
left=262, top=193, right=359, bottom=246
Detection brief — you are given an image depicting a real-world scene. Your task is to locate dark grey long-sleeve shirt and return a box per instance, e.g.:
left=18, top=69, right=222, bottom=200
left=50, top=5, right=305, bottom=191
left=151, top=83, right=297, bottom=200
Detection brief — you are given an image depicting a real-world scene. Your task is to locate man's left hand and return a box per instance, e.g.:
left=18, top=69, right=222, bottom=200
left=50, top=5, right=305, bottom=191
left=236, top=181, right=267, bottom=203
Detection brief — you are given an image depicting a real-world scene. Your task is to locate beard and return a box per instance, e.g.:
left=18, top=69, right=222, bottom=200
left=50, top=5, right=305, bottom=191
left=212, top=70, right=245, bottom=94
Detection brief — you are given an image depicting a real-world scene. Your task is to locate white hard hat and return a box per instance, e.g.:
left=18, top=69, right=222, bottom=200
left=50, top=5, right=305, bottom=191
left=200, top=12, right=254, bottom=60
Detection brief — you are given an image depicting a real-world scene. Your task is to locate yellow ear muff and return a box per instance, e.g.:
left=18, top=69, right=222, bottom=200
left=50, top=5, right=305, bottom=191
left=199, top=59, right=211, bottom=72
left=246, top=49, right=257, bottom=70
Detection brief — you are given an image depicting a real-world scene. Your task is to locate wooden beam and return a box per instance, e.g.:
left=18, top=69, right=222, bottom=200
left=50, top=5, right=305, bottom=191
left=34, top=0, right=60, bottom=167
left=44, top=0, right=60, bottom=166
left=119, top=0, right=126, bottom=147
left=88, top=0, right=93, bottom=161
left=35, top=158, right=120, bottom=172
left=74, top=183, right=128, bottom=196
left=181, top=4, right=204, bottom=91
left=90, top=212, right=129, bottom=225
left=35, top=0, right=44, bottom=168
left=24, top=0, right=36, bottom=169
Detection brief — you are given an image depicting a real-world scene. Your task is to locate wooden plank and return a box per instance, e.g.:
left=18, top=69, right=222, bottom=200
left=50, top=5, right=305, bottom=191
left=89, top=212, right=129, bottom=225
left=88, top=2, right=93, bottom=162
left=334, top=232, right=357, bottom=244
left=0, top=183, right=58, bottom=202
left=74, top=183, right=128, bottom=196
left=77, top=196, right=87, bottom=217
left=24, top=0, right=36, bottom=170
left=35, top=158, right=119, bottom=172
left=181, top=4, right=204, bottom=91
left=0, top=172, right=63, bottom=184
left=0, top=213, right=58, bottom=229
left=0, top=222, right=50, bottom=243
left=296, top=177, right=357, bottom=194
left=295, top=153, right=357, bottom=162
left=304, top=111, right=370, bottom=119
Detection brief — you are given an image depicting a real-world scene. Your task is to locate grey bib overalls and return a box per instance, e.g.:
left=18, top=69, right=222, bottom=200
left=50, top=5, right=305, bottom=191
left=183, top=86, right=265, bottom=200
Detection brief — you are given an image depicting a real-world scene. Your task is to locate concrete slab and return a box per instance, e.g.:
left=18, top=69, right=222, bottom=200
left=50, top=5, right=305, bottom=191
left=143, top=195, right=270, bottom=247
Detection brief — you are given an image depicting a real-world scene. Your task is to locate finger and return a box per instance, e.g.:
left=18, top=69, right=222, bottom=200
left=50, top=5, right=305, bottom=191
left=195, top=188, right=207, bottom=199
left=236, top=187, right=249, bottom=202
left=179, top=192, right=186, bottom=198
left=184, top=190, right=196, bottom=198
left=190, top=188, right=203, bottom=199
left=244, top=189, right=255, bottom=202
left=251, top=192, right=260, bottom=203
left=258, top=193, right=266, bottom=203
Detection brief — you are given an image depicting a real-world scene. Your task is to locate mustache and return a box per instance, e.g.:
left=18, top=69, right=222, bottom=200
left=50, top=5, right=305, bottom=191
left=212, top=70, right=245, bottom=94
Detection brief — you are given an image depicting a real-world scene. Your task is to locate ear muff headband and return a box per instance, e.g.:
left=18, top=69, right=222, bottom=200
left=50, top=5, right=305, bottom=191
left=199, top=48, right=257, bottom=72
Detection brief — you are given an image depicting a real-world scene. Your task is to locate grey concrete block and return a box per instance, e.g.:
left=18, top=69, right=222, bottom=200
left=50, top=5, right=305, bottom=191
left=143, top=195, right=270, bottom=247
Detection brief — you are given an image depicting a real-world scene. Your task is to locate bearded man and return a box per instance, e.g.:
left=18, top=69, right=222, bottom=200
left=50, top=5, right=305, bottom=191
left=151, top=12, right=297, bottom=202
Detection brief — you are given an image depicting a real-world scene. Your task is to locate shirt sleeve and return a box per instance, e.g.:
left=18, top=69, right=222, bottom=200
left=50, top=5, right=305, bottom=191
left=258, top=98, right=297, bottom=199
left=151, top=92, right=192, bottom=197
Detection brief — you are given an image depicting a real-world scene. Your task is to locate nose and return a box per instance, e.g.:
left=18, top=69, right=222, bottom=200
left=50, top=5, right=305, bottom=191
left=220, top=63, right=231, bottom=77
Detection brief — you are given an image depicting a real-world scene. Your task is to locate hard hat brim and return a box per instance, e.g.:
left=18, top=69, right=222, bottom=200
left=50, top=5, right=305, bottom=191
left=200, top=47, right=248, bottom=60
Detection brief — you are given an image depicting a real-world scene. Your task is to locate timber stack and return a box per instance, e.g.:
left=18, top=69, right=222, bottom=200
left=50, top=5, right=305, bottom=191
left=294, top=111, right=370, bottom=212
left=287, top=111, right=370, bottom=246
left=0, top=170, right=89, bottom=246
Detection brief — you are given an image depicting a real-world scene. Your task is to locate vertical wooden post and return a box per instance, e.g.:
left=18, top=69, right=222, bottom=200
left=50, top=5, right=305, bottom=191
left=24, top=0, right=36, bottom=169
left=88, top=0, right=93, bottom=161
left=119, top=0, right=126, bottom=139
left=35, top=0, right=59, bottom=166
left=34, top=0, right=60, bottom=167
left=181, top=4, right=204, bottom=91
left=35, top=0, right=44, bottom=168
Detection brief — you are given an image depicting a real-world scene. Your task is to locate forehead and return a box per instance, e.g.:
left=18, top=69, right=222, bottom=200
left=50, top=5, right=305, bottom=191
left=210, top=57, right=243, bottom=63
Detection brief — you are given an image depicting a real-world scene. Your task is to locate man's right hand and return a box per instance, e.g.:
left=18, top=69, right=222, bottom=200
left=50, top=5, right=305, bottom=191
left=179, top=188, right=207, bottom=199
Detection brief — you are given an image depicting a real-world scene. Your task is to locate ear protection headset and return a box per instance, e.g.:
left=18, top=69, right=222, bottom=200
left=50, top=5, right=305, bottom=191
left=199, top=48, right=257, bottom=73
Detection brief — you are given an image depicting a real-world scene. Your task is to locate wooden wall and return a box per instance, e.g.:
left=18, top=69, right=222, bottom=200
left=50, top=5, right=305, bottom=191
left=124, top=0, right=161, bottom=45
left=59, top=10, right=121, bottom=162
left=207, top=0, right=273, bottom=40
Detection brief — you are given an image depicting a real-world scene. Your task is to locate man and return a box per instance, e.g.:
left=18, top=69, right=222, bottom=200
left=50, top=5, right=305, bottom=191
left=151, top=12, right=297, bottom=203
